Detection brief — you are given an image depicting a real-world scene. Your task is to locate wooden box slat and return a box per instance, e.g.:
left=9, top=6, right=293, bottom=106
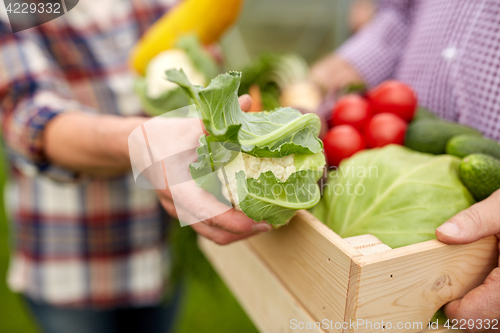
left=247, top=211, right=360, bottom=329
left=199, top=236, right=324, bottom=333
left=350, top=237, right=498, bottom=333
left=199, top=210, right=497, bottom=333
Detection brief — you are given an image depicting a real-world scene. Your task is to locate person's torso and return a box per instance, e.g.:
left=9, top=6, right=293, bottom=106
left=396, top=0, right=500, bottom=141
left=7, top=0, right=178, bottom=307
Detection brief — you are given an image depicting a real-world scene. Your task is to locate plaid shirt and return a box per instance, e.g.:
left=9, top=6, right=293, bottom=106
left=0, top=0, right=178, bottom=307
left=339, top=0, right=500, bottom=141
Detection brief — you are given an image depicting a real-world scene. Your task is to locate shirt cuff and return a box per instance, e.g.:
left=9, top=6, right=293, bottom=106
left=6, top=92, right=96, bottom=181
left=336, top=8, right=410, bottom=88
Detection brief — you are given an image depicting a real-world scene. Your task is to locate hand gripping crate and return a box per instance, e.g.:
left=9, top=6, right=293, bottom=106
left=199, top=210, right=498, bottom=333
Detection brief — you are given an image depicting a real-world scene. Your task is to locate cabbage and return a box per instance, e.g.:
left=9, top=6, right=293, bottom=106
left=312, top=145, right=476, bottom=248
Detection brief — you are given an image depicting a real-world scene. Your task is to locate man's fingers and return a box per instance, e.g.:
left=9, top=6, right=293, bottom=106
left=191, top=222, right=261, bottom=246
left=161, top=197, right=270, bottom=245
left=203, top=209, right=272, bottom=235
left=159, top=197, right=178, bottom=219
left=436, top=190, right=500, bottom=244
left=239, top=94, right=252, bottom=112
left=444, top=267, right=500, bottom=332
left=200, top=119, right=208, bottom=135
left=172, top=180, right=270, bottom=234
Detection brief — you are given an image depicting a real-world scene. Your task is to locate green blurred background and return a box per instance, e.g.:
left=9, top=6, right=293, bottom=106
left=0, top=0, right=360, bottom=331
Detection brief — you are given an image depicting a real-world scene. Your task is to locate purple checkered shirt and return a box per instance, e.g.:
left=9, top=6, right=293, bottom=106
left=338, top=0, right=500, bottom=141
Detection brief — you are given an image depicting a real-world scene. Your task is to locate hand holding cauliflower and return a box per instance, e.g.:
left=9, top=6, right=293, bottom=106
left=167, top=69, right=326, bottom=226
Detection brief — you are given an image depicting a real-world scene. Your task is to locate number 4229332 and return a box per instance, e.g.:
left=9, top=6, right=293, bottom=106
left=5, top=2, right=61, bottom=14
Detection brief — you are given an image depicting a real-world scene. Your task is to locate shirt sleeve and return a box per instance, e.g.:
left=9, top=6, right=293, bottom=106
left=0, top=22, right=95, bottom=179
left=337, top=0, right=414, bottom=88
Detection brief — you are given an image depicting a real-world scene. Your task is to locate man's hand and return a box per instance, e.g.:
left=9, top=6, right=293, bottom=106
left=309, top=54, right=364, bottom=94
left=156, top=95, right=272, bottom=245
left=436, top=190, right=500, bottom=332
left=157, top=183, right=271, bottom=245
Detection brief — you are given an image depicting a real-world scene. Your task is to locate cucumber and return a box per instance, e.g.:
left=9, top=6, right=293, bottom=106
left=413, top=107, right=439, bottom=121
left=459, top=154, right=500, bottom=201
left=405, top=120, right=482, bottom=154
left=447, top=135, right=500, bottom=160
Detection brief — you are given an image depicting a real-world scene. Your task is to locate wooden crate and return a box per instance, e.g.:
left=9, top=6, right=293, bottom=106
left=199, top=210, right=498, bottom=333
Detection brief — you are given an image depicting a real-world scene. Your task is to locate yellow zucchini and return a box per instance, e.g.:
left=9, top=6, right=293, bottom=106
left=130, top=0, right=244, bottom=74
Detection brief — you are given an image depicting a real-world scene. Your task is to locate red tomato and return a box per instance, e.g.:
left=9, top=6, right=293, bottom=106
left=367, top=81, right=418, bottom=122
left=365, top=113, right=408, bottom=148
left=323, top=125, right=366, bottom=166
left=330, top=94, right=371, bottom=130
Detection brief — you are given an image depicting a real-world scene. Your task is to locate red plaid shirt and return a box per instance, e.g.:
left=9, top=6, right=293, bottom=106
left=0, top=0, right=178, bottom=307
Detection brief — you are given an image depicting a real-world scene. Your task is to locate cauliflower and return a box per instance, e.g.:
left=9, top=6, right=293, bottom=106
left=146, top=49, right=206, bottom=99
left=218, top=153, right=297, bottom=210
left=168, top=69, right=326, bottom=226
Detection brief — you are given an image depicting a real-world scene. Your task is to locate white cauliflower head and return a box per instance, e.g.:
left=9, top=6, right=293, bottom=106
left=218, top=153, right=298, bottom=210
left=146, top=49, right=206, bottom=99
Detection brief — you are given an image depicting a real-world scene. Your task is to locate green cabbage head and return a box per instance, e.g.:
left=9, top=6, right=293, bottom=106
left=312, top=145, right=476, bottom=248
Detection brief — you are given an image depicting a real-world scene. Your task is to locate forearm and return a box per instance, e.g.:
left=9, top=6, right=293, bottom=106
left=310, top=0, right=413, bottom=93
left=43, top=112, right=146, bottom=177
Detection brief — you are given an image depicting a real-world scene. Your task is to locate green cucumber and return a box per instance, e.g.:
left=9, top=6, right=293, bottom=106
left=447, top=135, right=500, bottom=160
left=459, top=154, right=500, bottom=201
left=413, top=107, right=439, bottom=121
left=405, top=120, right=482, bottom=154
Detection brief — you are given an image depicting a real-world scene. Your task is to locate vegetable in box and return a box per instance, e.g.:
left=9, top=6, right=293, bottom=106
left=312, top=145, right=475, bottom=248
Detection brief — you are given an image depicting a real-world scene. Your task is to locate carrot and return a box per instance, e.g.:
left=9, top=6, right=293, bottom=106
left=248, top=85, right=263, bottom=112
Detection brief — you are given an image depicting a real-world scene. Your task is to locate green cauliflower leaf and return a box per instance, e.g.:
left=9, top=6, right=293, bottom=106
left=166, top=69, right=323, bottom=157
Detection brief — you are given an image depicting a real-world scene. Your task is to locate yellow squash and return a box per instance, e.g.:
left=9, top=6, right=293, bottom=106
left=130, top=0, right=244, bottom=75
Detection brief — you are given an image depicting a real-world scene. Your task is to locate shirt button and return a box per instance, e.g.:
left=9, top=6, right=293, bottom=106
left=442, top=46, right=458, bottom=61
